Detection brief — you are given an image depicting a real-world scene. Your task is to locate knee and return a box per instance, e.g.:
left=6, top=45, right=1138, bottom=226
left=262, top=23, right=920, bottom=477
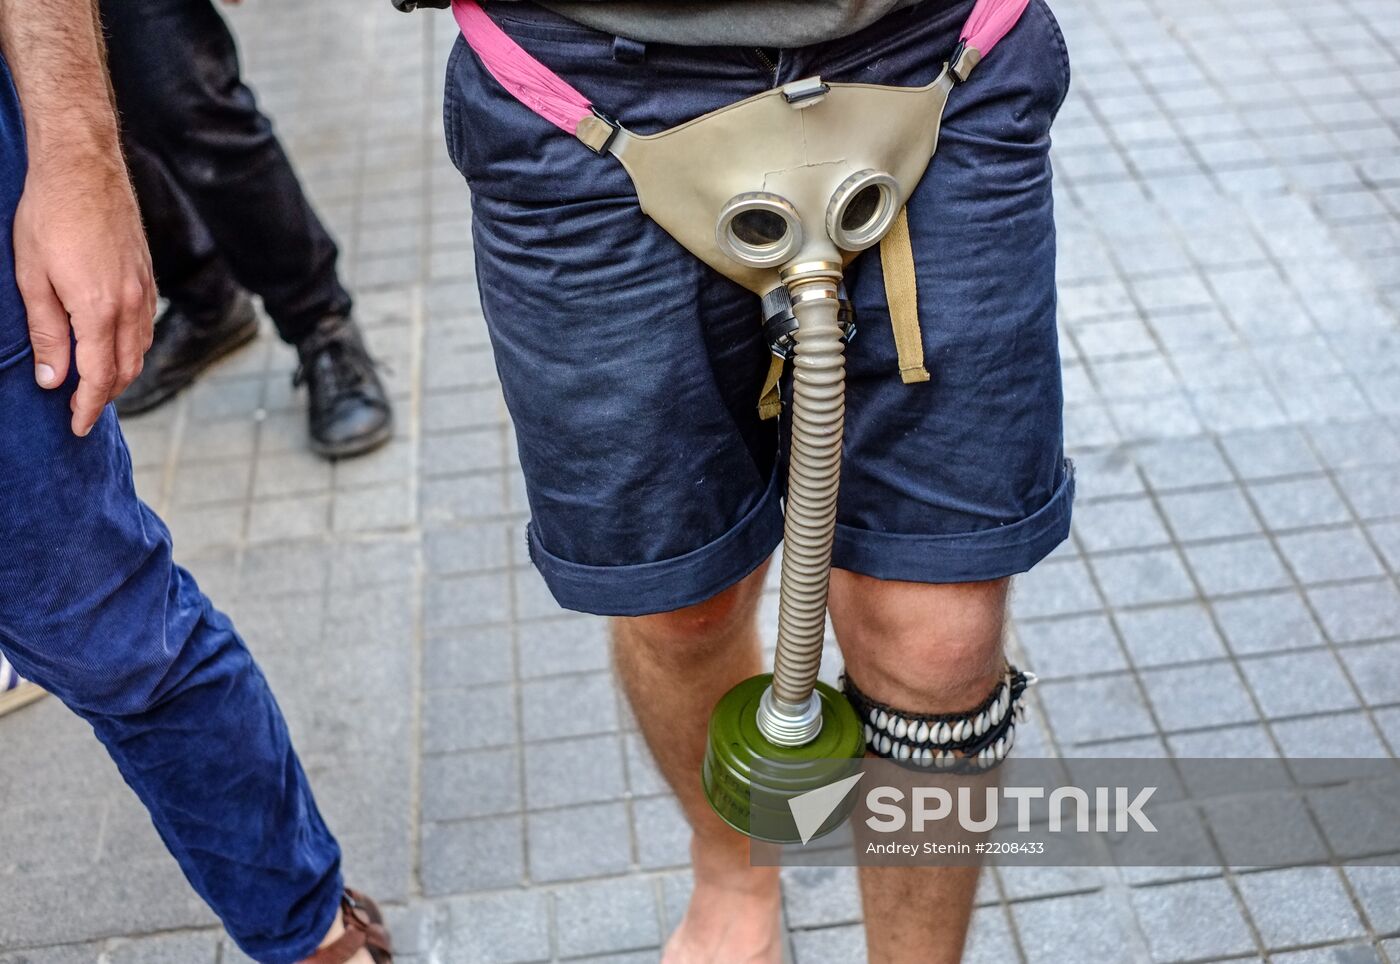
left=171, top=110, right=277, bottom=184
left=8, top=627, right=172, bottom=718
left=122, top=82, right=274, bottom=181
left=5, top=562, right=229, bottom=719
left=614, top=566, right=766, bottom=665
left=831, top=572, right=1009, bottom=710
left=51, top=609, right=245, bottom=720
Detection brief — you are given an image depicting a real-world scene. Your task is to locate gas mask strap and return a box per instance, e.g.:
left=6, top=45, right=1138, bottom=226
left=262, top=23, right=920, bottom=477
left=879, top=207, right=931, bottom=385
left=440, top=0, right=1031, bottom=150
left=761, top=210, right=930, bottom=413
left=758, top=356, right=785, bottom=421
left=448, top=0, right=629, bottom=155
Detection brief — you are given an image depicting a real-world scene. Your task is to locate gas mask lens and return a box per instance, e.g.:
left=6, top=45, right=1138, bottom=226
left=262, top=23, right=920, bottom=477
left=827, top=170, right=898, bottom=251
left=718, top=193, right=802, bottom=267
left=733, top=209, right=789, bottom=246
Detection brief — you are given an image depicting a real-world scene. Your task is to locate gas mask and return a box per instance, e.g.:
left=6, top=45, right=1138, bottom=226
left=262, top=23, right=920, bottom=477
left=586, top=72, right=953, bottom=293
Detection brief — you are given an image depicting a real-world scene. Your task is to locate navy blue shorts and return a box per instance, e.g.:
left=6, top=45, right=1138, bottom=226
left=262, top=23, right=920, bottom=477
left=444, top=0, right=1075, bottom=616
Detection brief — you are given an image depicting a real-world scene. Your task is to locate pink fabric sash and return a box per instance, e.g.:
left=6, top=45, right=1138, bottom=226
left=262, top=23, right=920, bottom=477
left=451, top=0, right=594, bottom=134
left=960, top=0, right=1032, bottom=57
left=451, top=0, right=1032, bottom=138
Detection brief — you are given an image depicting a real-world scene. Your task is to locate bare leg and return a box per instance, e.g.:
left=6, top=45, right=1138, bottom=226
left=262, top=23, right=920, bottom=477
left=829, top=571, right=1010, bottom=964
left=612, top=561, right=782, bottom=964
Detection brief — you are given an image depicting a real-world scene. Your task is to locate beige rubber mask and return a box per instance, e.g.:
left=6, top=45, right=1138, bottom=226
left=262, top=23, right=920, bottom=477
left=577, top=73, right=955, bottom=297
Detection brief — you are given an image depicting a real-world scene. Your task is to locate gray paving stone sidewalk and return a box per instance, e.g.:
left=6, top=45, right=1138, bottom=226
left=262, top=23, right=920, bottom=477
left=2, top=0, right=1398, bottom=960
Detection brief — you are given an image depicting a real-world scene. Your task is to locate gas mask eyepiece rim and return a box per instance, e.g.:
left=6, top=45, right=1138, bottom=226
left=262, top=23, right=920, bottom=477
left=716, top=192, right=803, bottom=268
left=826, top=169, right=900, bottom=252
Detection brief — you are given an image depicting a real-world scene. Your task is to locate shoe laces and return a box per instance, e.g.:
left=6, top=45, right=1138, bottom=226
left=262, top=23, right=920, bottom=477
left=293, top=324, right=386, bottom=405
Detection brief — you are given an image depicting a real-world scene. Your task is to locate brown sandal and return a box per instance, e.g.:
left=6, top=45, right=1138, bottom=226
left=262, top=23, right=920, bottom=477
left=303, top=889, right=394, bottom=963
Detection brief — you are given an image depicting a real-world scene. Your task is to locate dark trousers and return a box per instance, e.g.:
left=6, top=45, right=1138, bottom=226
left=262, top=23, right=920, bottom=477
left=101, top=0, right=351, bottom=343
left=0, top=53, right=343, bottom=963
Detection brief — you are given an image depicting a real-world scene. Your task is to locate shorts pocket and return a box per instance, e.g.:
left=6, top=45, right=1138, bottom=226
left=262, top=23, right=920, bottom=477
left=443, top=35, right=468, bottom=176
left=486, top=6, right=614, bottom=44
left=1033, top=0, right=1072, bottom=115
left=0, top=281, right=28, bottom=369
left=0, top=334, right=28, bottom=368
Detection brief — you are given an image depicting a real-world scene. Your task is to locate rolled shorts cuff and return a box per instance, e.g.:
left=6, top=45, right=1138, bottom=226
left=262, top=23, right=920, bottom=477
left=527, top=466, right=786, bottom=617
left=831, top=459, right=1076, bottom=584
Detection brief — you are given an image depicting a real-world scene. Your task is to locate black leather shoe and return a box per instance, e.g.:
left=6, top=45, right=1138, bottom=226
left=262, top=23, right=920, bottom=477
left=294, top=315, right=394, bottom=459
left=115, top=290, right=259, bottom=416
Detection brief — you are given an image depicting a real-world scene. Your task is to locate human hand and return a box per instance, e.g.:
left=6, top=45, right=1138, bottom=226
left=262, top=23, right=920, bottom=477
left=14, top=145, right=156, bottom=436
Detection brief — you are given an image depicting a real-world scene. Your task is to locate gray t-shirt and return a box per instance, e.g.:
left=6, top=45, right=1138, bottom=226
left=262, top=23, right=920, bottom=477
left=532, top=0, right=927, bottom=47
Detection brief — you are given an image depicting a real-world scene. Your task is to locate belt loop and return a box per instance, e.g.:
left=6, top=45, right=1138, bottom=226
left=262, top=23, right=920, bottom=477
left=612, top=36, right=647, bottom=64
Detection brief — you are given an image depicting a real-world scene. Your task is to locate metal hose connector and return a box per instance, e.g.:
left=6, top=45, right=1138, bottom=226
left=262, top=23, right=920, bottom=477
left=756, top=263, right=846, bottom=747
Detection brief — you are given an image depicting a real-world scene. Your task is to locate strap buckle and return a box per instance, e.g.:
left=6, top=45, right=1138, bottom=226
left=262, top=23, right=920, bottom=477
left=761, top=288, right=798, bottom=358
left=837, top=286, right=857, bottom=344
left=577, top=108, right=622, bottom=155
left=948, top=40, right=982, bottom=83
left=781, top=76, right=831, bottom=107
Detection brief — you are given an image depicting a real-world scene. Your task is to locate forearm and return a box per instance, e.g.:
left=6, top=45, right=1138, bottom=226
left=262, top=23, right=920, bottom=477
left=0, top=0, right=120, bottom=164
